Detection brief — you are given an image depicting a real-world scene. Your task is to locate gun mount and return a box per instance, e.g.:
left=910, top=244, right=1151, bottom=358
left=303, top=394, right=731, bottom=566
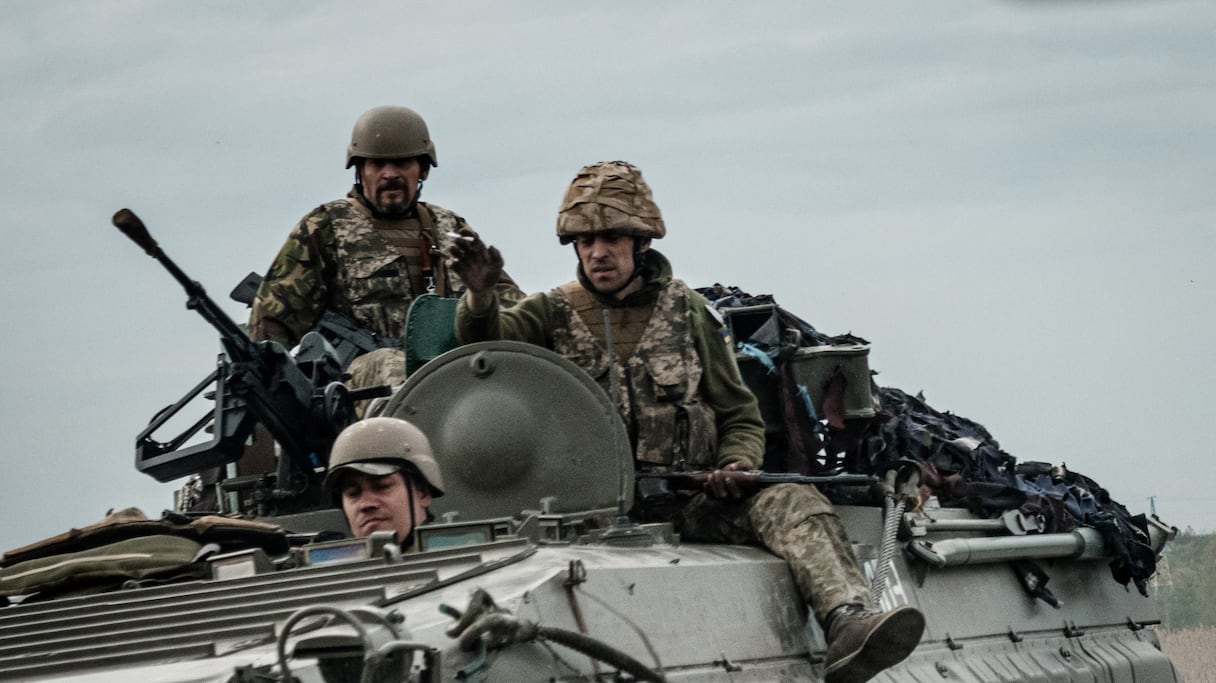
left=112, top=209, right=385, bottom=503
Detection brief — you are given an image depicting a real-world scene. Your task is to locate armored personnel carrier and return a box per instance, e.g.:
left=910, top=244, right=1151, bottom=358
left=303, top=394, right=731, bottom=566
left=0, top=212, right=1179, bottom=682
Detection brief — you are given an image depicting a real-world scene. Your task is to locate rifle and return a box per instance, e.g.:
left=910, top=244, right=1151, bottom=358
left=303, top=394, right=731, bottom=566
left=636, top=470, right=877, bottom=493
left=112, top=209, right=388, bottom=494
left=229, top=271, right=398, bottom=370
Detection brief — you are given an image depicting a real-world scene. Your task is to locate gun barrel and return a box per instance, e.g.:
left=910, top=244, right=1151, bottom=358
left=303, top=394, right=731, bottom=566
left=112, top=208, right=253, bottom=358
left=113, top=208, right=161, bottom=257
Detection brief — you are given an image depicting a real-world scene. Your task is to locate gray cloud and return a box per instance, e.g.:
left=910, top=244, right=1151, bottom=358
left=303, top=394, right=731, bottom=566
left=2, top=0, right=1214, bottom=552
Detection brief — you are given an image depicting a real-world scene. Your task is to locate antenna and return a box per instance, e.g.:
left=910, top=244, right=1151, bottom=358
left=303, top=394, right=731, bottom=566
left=603, top=309, right=627, bottom=518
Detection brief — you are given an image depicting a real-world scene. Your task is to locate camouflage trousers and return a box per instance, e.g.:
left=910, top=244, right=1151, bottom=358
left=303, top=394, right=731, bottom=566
left=346, top=348, right=406, bottom=419
left=673, top=483, right=870, bottom=624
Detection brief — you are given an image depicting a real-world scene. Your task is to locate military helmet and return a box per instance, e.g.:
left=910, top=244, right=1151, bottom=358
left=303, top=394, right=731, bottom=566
left=324, top=417, right=445, bottom=498
left=556, top=161, right=666, bottom=244
left=345, top=105, right=439, bottom=169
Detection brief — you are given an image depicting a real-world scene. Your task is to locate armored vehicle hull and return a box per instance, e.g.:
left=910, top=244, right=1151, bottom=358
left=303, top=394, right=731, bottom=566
left=0, top=340, right=1178, bottom=683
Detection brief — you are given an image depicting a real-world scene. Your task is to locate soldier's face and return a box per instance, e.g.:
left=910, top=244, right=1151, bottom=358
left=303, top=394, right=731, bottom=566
left=340, top=470, right=432, bottom=542
left=576, top=233, right=650, bottom=297
left=358, top=158, right=428, bottom=217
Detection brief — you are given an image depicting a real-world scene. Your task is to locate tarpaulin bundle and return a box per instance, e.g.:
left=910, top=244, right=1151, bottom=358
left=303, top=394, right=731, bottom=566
left=1, top=508, right=289, bottom=602
left=699, top=283, right=1157, bottom=593
left=861, top=386, right=1157, bottom=594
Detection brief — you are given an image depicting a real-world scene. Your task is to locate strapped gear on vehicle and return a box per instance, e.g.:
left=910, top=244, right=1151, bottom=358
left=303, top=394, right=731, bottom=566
left=860, top=386, right=1161, bottom=596
left=0, top=508, right=288, bottom=600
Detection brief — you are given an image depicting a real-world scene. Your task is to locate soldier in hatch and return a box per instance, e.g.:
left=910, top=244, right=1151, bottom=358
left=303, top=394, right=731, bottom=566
left=448, top=161, right=924, bottom=683
left=324, top=417, right=444, bottom=547
left=248, top=105, right=522, bottom=391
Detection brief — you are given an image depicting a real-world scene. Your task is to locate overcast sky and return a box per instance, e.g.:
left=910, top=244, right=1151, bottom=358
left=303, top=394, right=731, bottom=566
left=1, top=1, right=1213, bottom=553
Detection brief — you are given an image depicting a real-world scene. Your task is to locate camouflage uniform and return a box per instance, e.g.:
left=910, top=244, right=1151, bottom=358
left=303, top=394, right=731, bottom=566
left=548, top=278, right=720, bottom=467
left=249, top=188, right=521, bottom=389
left=456, top=248, right=870, bottom=623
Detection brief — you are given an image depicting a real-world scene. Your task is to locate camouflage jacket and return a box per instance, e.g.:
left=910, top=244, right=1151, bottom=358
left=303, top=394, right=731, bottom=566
left=456, top=249, right=765, bottom=469
left=249, top=189, right=520, bottom=347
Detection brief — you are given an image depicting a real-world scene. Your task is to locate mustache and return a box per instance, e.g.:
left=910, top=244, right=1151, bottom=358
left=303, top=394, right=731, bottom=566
left=377, top=179, right=409, bottom=191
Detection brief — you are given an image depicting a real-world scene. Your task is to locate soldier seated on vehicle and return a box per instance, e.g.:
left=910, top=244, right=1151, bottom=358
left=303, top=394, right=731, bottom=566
left=323, top=417, right=445, bottom=547
left=450, top=160, right=925, bottom=683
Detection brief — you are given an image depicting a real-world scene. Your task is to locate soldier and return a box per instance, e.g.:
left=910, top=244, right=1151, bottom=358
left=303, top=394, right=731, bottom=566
left=323, top=417, right=445, bottom=546
left=449, top=161, right=924, bottom=683
left=248, top=105, right=521, bottom=391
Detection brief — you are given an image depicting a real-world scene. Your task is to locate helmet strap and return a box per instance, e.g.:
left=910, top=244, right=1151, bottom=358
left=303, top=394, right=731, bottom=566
left=401, top=476, right=417, bottom=551
left=631, top=238, right=649, bottom=275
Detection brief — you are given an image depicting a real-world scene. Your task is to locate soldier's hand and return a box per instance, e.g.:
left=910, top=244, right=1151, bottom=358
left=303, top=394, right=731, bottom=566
left=705, top=461, right=753, bottom=500
left=446, top=227, right=503, bottom=294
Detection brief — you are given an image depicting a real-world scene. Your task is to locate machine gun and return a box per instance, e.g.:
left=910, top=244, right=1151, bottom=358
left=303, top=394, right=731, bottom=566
left=112, top=209, right=388, bottom=500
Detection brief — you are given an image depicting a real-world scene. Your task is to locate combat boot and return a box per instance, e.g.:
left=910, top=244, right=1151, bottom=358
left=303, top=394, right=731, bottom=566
left=823, top=603, right=925, bottom=683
